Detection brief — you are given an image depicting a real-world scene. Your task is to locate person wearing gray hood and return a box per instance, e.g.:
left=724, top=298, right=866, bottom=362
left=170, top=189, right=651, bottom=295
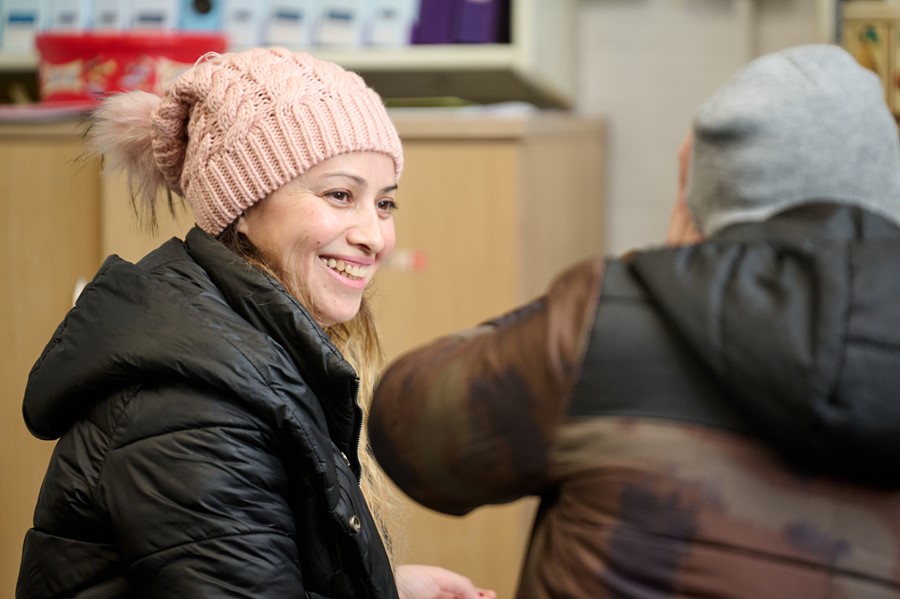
left=368, top=44, right=900, bottom=598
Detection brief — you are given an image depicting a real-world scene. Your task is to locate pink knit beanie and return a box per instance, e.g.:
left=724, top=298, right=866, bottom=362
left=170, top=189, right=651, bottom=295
left=86, top=47, right=403, bottom=235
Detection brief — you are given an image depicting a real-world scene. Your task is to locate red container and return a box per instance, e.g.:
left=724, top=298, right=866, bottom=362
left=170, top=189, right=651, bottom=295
left=35, top=32, right=229, bottom=105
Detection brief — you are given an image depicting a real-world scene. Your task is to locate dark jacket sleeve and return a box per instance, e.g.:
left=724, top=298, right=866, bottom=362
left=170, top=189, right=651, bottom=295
left=369, top=257, right=604, bottom=515
left=97, top=388, right=306, bottom=598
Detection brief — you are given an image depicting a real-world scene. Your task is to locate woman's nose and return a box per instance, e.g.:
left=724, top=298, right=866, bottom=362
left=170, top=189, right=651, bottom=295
left=347, top=204, right=385, bottom=254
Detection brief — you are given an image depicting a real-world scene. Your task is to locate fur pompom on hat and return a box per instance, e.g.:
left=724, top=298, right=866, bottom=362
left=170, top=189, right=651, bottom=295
left=687, top=44, right=900, bottom=235
left=87, top=47, right=403, bottom=235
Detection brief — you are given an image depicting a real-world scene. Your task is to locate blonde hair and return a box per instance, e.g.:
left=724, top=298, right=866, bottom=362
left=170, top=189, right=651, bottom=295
left=217, top=223, right=407, bottom=562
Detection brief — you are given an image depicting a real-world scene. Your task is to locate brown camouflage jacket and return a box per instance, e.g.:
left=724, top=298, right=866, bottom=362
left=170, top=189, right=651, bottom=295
left=370, top=204, right=900, bottom=598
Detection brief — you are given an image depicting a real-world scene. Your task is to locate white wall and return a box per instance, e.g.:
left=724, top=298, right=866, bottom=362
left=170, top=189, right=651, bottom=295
left=577, top=0, right=824, bottom=254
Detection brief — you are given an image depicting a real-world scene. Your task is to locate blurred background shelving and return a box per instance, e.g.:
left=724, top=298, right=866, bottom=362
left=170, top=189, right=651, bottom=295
left=0, top=0, right=578, bottom=107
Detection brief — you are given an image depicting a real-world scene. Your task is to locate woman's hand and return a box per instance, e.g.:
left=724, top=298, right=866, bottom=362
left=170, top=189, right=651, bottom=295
left=395, top=564, right=496, bottom=599
left=666, top=132, right=703, bottom=246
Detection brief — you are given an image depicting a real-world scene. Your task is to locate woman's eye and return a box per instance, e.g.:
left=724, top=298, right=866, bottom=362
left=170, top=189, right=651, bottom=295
left=378, top=199, right=399, bottom=214
left=327, top=190, right=351, bottom=202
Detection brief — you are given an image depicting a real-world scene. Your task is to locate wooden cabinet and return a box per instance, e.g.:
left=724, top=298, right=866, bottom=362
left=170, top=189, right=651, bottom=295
left=0, top=123, right=101, bottom=595
left=2, top=110, right=605, bottom=598
left=371, top=111, right=606, bottom=598
left=375, top=109, right=607, bottom=350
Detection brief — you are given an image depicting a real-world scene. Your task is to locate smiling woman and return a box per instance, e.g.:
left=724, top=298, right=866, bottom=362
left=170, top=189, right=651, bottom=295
left=15, top=47, right=494, bottom=599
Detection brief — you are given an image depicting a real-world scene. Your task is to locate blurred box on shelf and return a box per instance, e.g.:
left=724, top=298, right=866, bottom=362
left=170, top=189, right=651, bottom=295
left=131, top=0, right=179, bottom=30
left=1, top=0, right=44, bottom=53
left=92, top=0, right=130, bottom=31
left=454, top=0, right=509, bottom=43
left=265, top=0, right=321, bottom=48
left=179, top=0, right=224, bottom=32
left=411, top=0, right=456, bottom=44
left=34, top=32, right=227, bottom=104
left=46, top=0, right=91, bottom=31
left=843, top=1, right=900, bottom=114
left=222, top=0, right=268, bottom=49
left=369, top=0, right=418, bottom=46
left=411, top=0, right=509, bottom=45
left=316, top=0, right=371, bottom=46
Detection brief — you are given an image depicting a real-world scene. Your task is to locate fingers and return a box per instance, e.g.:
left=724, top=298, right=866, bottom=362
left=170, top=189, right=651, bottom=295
left=395, top=564, right=496, bottom=599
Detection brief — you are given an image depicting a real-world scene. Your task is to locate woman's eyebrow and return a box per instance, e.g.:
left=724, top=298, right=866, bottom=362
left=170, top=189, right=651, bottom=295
left=322, top=172, right=398, bottom=194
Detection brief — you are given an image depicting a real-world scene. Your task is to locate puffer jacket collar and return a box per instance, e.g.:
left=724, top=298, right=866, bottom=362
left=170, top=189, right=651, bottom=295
left=184, top=227, right=362, bottom=471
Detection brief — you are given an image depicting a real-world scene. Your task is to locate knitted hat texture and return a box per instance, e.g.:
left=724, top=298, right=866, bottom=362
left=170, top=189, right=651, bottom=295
left=150, top=47, right=403, bottom=235
left=688, top=44, right=900, bottom=235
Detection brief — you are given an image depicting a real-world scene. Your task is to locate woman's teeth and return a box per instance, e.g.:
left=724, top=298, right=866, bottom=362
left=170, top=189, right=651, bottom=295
left=323, top=257, right=368, bottom=280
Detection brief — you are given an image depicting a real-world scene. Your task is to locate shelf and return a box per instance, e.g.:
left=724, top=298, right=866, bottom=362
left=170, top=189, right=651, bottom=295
left=0, top=0, right=577, bottom=108
left=0, top=53, right=37, bottom=71
left=0, top=44, right=517, bottom=72
left=0, top=45, right=570, bottom=108
left=313, top=44, right=517, bottom=70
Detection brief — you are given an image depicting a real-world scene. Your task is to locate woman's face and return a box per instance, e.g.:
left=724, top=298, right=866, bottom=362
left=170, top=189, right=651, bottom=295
left=236, top=151, right=398, bottom=327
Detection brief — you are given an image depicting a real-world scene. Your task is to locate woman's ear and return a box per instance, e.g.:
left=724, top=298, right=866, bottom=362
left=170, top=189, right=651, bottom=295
left=235, top=214, right=249, bottom=236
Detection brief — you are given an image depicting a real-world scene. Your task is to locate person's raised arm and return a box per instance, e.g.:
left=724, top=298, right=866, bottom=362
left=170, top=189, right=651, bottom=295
left=369, top=257, right=603, bottom=515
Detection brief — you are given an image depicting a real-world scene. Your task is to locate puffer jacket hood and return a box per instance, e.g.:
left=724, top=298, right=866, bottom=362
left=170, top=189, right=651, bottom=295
left=23, top=226, right=359, bottom=452
left=630, top=203, right=900, bottom=483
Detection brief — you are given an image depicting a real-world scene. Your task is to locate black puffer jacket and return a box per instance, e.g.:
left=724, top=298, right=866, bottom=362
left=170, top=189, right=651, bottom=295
left=17, top=227, right=397, bottom=599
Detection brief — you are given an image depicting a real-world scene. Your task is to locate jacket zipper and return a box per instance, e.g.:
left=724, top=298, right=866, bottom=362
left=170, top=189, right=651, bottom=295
left=350, top=376, right=363, bottom=485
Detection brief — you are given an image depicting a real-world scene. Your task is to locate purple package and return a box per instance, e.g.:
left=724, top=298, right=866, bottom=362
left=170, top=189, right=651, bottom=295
left=454, top=0, right=510, bottom=44
left=411, top=0, right=458, bottom=44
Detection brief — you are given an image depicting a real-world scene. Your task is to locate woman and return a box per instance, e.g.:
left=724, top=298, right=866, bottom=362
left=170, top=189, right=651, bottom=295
left=17, top=47, right=492, bottom=599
